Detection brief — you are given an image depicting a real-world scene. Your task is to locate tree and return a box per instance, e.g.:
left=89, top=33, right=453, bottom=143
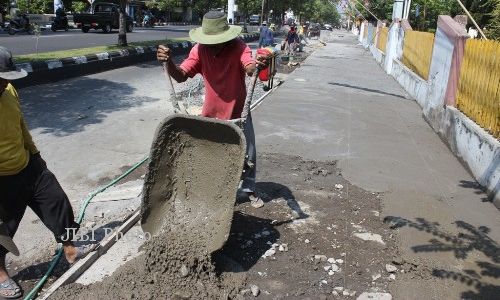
left=118, top=0, right=127, bottom=46
left=15, top=0, right=52, bottom=14
left=299, top=0, right=341, bottom=25
left=360, top=0, right=496, bottom=32
left=486, top=0, right=500, bottom=39
left=71, top=1, right=89, bottom=13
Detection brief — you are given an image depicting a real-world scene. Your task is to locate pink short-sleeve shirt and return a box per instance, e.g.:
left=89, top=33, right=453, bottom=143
left=180, top=39, right=254, bottom=120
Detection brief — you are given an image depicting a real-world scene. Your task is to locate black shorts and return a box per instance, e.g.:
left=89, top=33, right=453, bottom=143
left=0, top=154, right=79, bottom=255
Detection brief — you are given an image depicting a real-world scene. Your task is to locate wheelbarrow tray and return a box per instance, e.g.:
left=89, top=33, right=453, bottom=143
left=140, top=114, right=246, bottom=254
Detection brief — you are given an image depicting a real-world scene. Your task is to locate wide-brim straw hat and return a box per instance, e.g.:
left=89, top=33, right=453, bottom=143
left=190, top=11, right=242, bottom=45
left=0, top=47, right=27, bottom=80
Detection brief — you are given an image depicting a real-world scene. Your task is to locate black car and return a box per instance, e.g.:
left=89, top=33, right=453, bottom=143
left=74, top=2, right=133, bottom=33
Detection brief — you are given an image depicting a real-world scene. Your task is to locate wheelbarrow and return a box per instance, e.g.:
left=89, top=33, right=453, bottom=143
left=140, top=68, right=260, bottom=254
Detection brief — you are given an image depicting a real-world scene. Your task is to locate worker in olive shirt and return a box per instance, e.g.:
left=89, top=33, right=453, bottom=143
left=0, top=47, right=94, bottom=298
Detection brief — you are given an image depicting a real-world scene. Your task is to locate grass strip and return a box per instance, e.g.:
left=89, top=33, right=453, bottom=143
left=14, top=37, right=189, bottom=63
left=14, top=31, right=258, bottom=64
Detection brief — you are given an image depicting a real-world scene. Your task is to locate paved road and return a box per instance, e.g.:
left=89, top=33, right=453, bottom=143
left=1, top=25, right=260, bottom=56
left=0, top=26, right=195, bottom=55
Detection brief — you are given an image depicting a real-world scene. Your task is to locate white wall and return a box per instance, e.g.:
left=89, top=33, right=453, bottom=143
left=363, top=16, right=500, bottom=207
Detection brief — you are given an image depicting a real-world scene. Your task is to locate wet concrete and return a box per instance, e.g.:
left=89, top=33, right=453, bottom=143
left=141, top=114, right=247, bottom=253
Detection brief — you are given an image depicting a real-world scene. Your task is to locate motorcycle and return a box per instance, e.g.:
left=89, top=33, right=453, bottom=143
left=6, top=14, right=32, bottom=35
left=51, top=9, right=69, bottom=31
left=143, top=16, right=154, bottom=28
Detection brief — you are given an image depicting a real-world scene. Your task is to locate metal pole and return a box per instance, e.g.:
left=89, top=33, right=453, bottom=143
left=260, top=0, right=265, bottom=25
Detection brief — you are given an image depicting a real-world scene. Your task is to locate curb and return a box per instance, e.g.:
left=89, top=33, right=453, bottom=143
left=15, top=33, right=261, bottom=89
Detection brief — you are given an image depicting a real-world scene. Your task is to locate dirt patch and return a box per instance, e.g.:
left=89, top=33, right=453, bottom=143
left=217, top=153, right=398, bottom=298
left=50, top=153, right=397, bottom=299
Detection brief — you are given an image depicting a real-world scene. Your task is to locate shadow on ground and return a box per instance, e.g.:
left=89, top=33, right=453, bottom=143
left=256, top=181, right=309, bottom=220
left=18, top=77, right=159, bottom=136
left=328, top=81, right=408, bottom=99
left=220, top=180, right=306, bottom=272
left=384, top=216, right=500, bottom=299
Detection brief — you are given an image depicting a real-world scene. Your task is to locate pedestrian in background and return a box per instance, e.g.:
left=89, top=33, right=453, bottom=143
left=0, top=47, right=95, bottom=298
left=285, top=25, right=299, bottom=54
left=258, top=21, right=268, bottom=48
left=263, top=23, right=274, bottom=47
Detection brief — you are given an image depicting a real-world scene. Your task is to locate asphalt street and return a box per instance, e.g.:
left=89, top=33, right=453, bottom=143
left=0, top=25, right=196, bottom=55
left=1, top=25, right=260, bottom=56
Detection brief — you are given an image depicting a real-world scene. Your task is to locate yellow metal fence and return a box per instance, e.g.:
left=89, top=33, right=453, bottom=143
left=401, top=31, right=435, bottom=80
left=457, top=39, right=500, bottom=138
left=377, top=27, right=388, bottom=53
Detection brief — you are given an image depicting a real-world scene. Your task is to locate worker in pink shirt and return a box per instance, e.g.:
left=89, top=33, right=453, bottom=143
left=157, top=11, right=269, bottom=208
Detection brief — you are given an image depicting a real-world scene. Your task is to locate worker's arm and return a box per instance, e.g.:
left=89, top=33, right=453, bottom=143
left=21, top=118, right=38, bottom=155
left=157, top=45, right=189, bottom=83
left=244, top=54, right=269, bottom=76
left=12, top=85, right=38, bottom=155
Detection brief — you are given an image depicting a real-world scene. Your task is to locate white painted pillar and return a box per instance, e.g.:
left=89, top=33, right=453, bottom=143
left=384, top=21, right=400, bottom=74
left=358, top=21, right=365, bottom=43
left=227, top=0, right=235, bottom=24
left=392, top=0, right=404, bottom=20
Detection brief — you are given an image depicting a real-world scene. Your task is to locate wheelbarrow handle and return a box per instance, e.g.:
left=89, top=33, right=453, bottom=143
left=163, top=62, right=188, bottom=114
left=240, top=69, right=261, bottom=123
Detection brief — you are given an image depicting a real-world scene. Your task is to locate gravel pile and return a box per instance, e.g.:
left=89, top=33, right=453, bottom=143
left=179, top=75, right=269, bottom=114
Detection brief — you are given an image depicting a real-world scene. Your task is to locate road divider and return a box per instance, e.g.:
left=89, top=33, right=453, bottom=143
left=14, top=33, right=260, bottom=88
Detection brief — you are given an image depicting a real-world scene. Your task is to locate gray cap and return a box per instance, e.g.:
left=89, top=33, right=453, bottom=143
left=0, top=221, right=19, bottom=256
left=0, top=47, right=27, bottom=80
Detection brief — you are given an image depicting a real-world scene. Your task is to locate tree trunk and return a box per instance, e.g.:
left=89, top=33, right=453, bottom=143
left=118, top=0, right=127, bottom=47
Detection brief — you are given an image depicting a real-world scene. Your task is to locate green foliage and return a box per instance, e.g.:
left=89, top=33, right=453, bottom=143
left=356, top=0, right=496, bottom=33
left=16, top=0, right=53, bottom=14
left=300, top=0, right=341, bottom=25
left=146, top=0, right=181, bottom=11
left=71, top=1, right=89, bottom=13
left=486, top=0, right=500, bottom=39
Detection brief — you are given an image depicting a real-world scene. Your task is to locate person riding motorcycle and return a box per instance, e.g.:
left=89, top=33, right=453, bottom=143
left=52, top=7, right=68, bottom=31
left=15, top=13, right=30, bottom=30
left=143, top=13, right=154, bottom=27
left=6, top=11, right=31, bottom=34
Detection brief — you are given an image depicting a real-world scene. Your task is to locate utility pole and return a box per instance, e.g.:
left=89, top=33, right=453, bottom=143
left=260, top=0, right=265, bottom=25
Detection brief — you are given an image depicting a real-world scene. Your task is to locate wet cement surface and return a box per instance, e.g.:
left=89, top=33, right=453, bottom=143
left=141, top=115, right=246, bottom=253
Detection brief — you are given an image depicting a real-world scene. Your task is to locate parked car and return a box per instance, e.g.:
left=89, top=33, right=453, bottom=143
left=74, top=2, right=133, bottom=33
left=249, top=15, right=260, bottom=25
left=323, top=24, right=333, bottom=31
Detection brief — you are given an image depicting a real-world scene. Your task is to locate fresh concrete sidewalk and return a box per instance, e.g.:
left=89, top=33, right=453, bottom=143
left=253, top=31, right=499, bottom=299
